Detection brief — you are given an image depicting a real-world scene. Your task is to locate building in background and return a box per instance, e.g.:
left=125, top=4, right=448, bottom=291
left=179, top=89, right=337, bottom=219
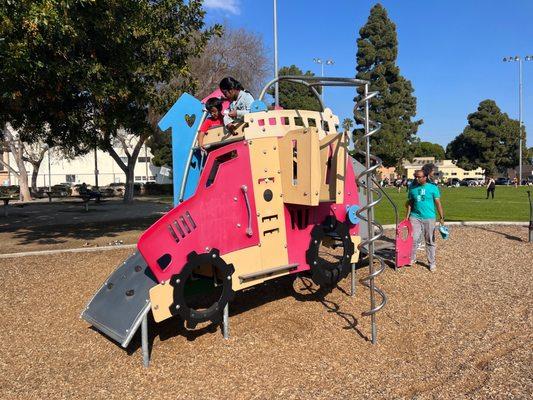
left=1, top=143, right=171, bottom=187
left=376, top=165, right=397, bottom=181
left=403, top=157, right=484, bottom=182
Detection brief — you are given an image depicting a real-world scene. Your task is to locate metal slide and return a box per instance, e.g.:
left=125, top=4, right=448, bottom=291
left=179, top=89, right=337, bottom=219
left=81, top=251, right=157, bottom=348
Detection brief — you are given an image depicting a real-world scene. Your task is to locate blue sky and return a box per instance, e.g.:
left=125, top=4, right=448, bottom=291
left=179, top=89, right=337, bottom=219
left=203, top=0, right=533, bottom=149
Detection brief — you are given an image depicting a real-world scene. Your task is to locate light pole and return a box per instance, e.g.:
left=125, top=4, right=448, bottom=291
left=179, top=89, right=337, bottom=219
left=273, top=0, right=279, bottom=107
left=43, top=144, right=51, bottom=190
left=313, top=58, right=334, bottom=100
left=48, top=147, right=51, bottom=191
left=503, top=55, right=532, bottom=185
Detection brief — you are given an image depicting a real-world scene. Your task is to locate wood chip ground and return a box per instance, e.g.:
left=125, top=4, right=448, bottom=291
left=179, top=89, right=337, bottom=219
left=0, top=226, right=531, bottom=399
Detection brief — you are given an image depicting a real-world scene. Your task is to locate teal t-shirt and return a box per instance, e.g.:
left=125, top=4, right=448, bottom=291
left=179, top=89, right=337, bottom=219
left=408, top=183, right=440, bottom=219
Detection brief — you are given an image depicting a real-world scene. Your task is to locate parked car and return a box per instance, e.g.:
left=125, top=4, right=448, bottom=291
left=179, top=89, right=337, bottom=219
left=108, top=182, right=125, bottom=196
left=447, top=178, right=461, bottom=187
left=460, top=178, right=482, bottom=187
left=51, top=184, right=72, bottom=196
left=495, top=178, right=511, bottom=186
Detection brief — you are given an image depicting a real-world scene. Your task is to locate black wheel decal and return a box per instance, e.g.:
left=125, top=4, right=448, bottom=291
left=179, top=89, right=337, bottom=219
left=169, top=249, right=234, bottom=328
left=305, top=215, right=354, bottom=287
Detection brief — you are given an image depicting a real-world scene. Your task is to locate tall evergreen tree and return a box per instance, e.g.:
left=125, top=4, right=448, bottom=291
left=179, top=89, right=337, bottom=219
left=354, top=4, right=422, bottom=168
left=446, top=99, right=525, bottom=175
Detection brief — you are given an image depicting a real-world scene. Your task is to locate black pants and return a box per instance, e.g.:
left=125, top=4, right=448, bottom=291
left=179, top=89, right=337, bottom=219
left=486, top=188, right=495, bottom=199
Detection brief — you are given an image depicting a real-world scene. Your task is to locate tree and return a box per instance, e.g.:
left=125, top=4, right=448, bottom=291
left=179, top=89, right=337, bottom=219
left=189, top=26, right=270, bottom=98
left=1, top=1, right=219, bottom=203
left=413, top=141, right=445, bottom=160
left=268, top=65, right=321, bottom=111
left=354, top=4, right=422, bottom=168
left=148, top=25, right=270, bottom=168
left=446, top=99, right=525, bottom=175
left=1, top=124, right=32, bottom=201
left=342, top=118, right=354, bottom=133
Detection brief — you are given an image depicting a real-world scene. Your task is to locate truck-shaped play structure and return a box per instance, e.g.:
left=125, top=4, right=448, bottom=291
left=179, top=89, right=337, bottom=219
left=82, top=77, right=392, bottom=365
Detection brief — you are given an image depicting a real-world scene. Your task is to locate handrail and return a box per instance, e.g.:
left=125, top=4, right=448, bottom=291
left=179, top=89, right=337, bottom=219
left=371, top=177, right=399, bottom=232
left=259, top=76, right=370, bottom=112
left=241, top=185, right=253, bottom=236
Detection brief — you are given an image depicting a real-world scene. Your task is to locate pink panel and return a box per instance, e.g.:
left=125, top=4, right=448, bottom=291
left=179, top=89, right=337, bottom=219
left=258, top=119, right=265, bottom=126
left=201, top=89, right=230, bottom=112
left=284, top=158, right=361, bottom=273
left=341, top=159, right=360, bottom=236
left=395, top=219, right=413, bottom=268
left=138, top=141, right=259, bottom=282
left=268, top=117, right=277, bottom=125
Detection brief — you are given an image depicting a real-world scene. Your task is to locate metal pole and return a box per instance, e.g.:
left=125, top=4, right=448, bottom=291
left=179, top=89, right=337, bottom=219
left=223, top=303, right=229, bottom=339
left=519, top=59, right=523, bottom=185
left=350, top=263, right=356, bottom=296
left=48, top=148, right=51, bottom=191
left=321, top=63, right=324, bottom=102
left=178, top=110, right=207, bottom=205
left=94, top=147, right=99, bottom=189
left=527, top=190, right=533, bottom=243
left=141, top=313, right=149, bottom=367
left=364, top=83, right=377, bottom=344
left=144, top=142, right=149, bottom=182
left=273, top=0, right=279, bottom=107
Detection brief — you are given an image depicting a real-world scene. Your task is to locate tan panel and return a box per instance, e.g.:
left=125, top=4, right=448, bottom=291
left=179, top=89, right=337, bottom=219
left=220, top=246, right=266, bottom=290
left=247, top=137, right=289, bottom=271
left=202, top=123, right=246, bottom=147
left=149, top=281, right=174, bottom=323
left=318, top=133, right=342, bottom=202
left=335, top=132, right=348, bottom=204
left=350, top=235, right=361, bottom=263
left=244, top=108, right=339, bottom=140
left=278, top=128, right=321, bottom=206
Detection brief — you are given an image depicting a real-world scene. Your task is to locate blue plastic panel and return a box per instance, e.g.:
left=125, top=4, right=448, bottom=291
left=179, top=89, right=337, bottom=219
left=158, top=93, right=204, bottom=206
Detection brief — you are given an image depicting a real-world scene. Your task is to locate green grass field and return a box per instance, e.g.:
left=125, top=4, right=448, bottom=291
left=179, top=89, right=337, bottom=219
left=156, top=186, right=533, bottom=226
left=374, top=186, right=532, bottom=225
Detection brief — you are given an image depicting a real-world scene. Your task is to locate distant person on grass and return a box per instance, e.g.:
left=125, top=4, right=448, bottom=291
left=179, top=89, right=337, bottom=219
left=486, top=176, right=496, bottom=199
left=406, top=169, right=445, bottom=272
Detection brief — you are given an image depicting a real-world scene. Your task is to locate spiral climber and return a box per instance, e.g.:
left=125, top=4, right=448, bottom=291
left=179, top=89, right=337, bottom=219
left=354, top=83, right=388, bottom=344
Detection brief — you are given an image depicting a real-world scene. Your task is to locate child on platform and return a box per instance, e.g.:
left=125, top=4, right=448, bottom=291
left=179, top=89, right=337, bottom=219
left=219, top=77, right=254, bottom=131
left=198, top=97, right=224, bottom=150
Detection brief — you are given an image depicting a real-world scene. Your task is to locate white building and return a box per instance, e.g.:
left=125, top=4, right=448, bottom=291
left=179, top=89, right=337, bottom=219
left=1, top=143, right=171, bottom=187
left=403, top=157, right=485, bottom=181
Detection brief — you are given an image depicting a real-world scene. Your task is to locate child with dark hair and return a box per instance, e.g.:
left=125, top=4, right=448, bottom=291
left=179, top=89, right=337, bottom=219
left=198, top=97, right=224, bottom=149
left=422, top=163, right=437, bottom=184
left=219, top=77, right=254, bottom=129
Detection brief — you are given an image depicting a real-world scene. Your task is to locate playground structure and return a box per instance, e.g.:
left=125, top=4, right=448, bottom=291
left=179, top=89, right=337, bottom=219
left=82, top=76, right=392, bottom=365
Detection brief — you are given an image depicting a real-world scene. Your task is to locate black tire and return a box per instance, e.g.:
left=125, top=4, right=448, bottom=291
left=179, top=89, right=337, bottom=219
left=305, top=215, right=354, bottom=287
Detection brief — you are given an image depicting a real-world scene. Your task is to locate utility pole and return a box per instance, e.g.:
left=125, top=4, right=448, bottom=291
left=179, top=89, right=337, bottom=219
left=313, top=58, right=334, bottom=101
left=273, top=0, right=279, bottom=107
left=503, top=55, right=532, bottom=184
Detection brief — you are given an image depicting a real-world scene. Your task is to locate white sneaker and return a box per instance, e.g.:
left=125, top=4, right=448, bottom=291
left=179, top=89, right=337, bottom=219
left=429, top=264, right=436, bottom=272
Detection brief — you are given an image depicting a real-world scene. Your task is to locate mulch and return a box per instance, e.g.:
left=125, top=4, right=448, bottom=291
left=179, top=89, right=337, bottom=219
left=0, top=225, right=531, bottom=399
